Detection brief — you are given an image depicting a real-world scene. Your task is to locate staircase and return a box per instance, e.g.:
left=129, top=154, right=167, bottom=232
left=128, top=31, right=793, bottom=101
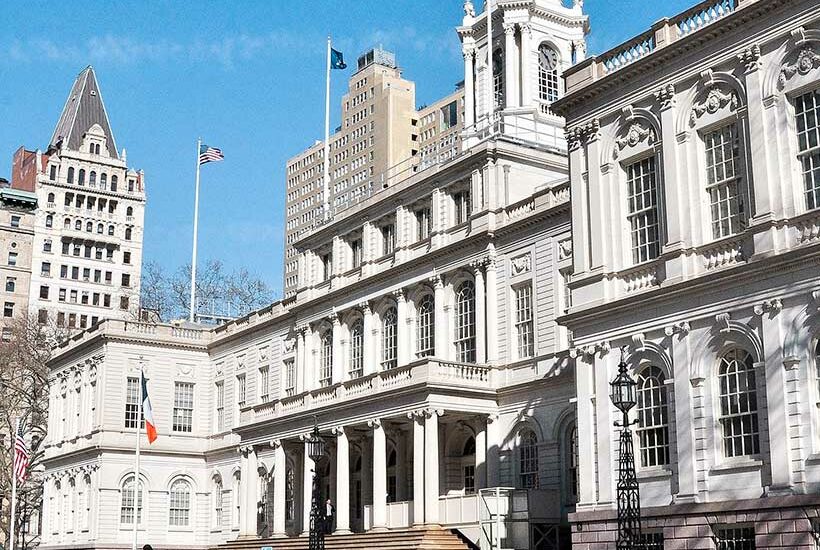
left=218, top=527, right=476, bottom=550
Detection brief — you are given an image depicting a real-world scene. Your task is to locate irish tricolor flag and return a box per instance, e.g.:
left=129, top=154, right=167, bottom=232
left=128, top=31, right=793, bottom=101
left=141, top=371, right=157, bottom=443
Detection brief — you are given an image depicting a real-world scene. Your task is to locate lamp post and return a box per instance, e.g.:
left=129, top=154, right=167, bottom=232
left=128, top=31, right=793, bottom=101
left=307, top=419, right=327, bottom=550
left=610, top=347, right=642, bottom=550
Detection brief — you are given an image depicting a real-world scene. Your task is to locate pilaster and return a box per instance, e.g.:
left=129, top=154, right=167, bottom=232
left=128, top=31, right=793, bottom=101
left=369, top=419, right=387, bottom=530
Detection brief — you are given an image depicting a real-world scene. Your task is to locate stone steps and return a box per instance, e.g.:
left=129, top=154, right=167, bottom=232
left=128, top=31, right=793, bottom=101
left=218, top=527, right=476, bottom=550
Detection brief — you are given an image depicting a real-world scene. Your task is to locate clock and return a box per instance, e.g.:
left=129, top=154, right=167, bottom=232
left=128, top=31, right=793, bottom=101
left=539, top=45, right=558, bottom=70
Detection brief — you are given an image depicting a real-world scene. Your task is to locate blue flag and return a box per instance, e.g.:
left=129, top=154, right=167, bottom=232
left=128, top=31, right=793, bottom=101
left=331, top=48, right=347, bottom=70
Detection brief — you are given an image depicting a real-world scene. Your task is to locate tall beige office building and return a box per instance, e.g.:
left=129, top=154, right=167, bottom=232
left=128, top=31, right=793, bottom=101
left=284, top=47, right=464, bottom=297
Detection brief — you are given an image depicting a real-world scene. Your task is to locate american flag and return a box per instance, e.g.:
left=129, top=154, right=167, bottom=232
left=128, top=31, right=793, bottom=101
left=13, top=423, right=30, bottom=482
left=199, top=144, right=224, bottom=165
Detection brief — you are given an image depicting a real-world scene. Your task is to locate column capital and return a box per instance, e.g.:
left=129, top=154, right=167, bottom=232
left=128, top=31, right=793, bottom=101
left=407, top=408, right=427, bottom=421
left=358, top=300, right=372, bottom=314
left=430, top=273, right=445, bottom=288
left=654, top=84, right=676, bottom=111
left=737, top=43, right=761, bottom=74
left=502, top=22, right=516, bottom=35
left=367, top=418, right=382, bottom=429
left=470, top=258, right=488, bottom=275
left=296, top=324, right=309, bottom=336
left=331, top=426, right=347, bottom=436
left=269, top=439, right=283, bottom=449
left=462, top=45, right=476, bottom=60
left=330, top=311, right=341, bottom=325
left=393, top=288, right=406, bottom=302
left=424, top=408, right=445, bottom=419
left=519, top=22, right=532, bottom=36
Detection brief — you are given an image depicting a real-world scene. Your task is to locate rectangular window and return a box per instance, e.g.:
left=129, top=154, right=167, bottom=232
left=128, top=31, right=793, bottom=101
left=41, top=262, right=51, bottom=276
left=258, top=366, right=270, bottom=402
left=284, top=360, right=296, bottom=397
left=236, top=374, right=246, bottom=407
left=10, top=215, right=20, bottom=228
left=38, top=309, right=48, bottom=325
left=122, top=274, right=131, bottom=287
left=44, top=240, right=52, bottom=252
left=705, top=123, right=746, bottom=238
left=7, top=252, right=17, bottom=266
left=172, top=382, right=194, bottom=433
left=72, top=266, right=79, bottom=280
left=626, top=157, right=660, bottom=263
left=124, top=377, right=143, bottom=429
left=215, top=381, right=225, bottom=432
left=39, top=285, right=49, bottom=300
left=715, top=527, right=755, bottom=550
left=796, top=89, right=820, bottom=210
left=416, top=207, right=432, bottom=241
left=463, top=465, right=475, bottom=495
left=4, top=302, right=14, bottom=318
left=441, top=101, right=458, bottom=130
left=350, top=239, right=362, bottom=269
left=381, top=223, right=395, bottom=255
left=321, top=253, right=332, bottom=282
left=515, top=284, right=534, bottom=358
left=5, top=277, right=15, bottom=292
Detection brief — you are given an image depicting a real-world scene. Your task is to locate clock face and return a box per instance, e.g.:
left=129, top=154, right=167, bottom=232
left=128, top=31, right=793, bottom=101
left=539, top=45, right=558, bottom=70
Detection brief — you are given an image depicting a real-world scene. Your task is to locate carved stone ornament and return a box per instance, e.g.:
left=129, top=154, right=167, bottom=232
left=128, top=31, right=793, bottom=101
left=215, top=362, right=224, bottom=377
left=510, top=254, right=532, bottom=276
left=615, top=123, right=656, bottom=157
left=778, top=48, right=820, bottom=89
left=654, top=84, right=676, bottom=110
left=283, top=337, right=296, bottom=353
left=463, top=0, right=475, bottom=17
left=177, top=364, right=194, bottom=378
left=737, top=44, right=761, bottom=73
left=258, top=346, right=269, bottom=362
left=558, top=238, right=573, bottom=261
left=690, top=87, right=739, bottom=126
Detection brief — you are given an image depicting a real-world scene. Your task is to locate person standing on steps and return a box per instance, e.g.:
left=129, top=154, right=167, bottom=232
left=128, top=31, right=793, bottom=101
left=324, top=498, right=335, bottom=534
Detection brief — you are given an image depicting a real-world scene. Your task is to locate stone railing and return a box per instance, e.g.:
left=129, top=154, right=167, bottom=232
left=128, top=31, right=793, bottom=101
left=676, top=0, right=736, bottom=38
left=619, top=262, right=660, bottom=294
left=794, top=210, right=820, bottom=245
left=242, top=359, right=493, bottom=425
left=601, top=29, right=656, bottom=74
left=699, top=235, right=746, bottom=271
left=504, top=181, right=569, bottom=223
left=505, top=197, right=536, bottom=221
left=54, top=319, right=211, bottom=356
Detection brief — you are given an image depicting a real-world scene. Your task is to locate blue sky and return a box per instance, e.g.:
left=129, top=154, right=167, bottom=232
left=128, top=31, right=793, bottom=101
left=0, top=0, right=694, bottom=298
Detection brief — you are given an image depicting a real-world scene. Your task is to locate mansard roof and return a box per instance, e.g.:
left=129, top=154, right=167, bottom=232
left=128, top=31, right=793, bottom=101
left=49, top=66, right=119, bottom=158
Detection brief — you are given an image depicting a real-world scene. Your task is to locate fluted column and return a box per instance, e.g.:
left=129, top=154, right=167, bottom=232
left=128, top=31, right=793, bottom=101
left=503, top=22, right=517, bottom=108
left=409, top=411, right=425, bottom=525
left=331, top=313, right=342, bottom=385
left=424, top=410, right=441, bottom=525
left=462, top=45, right=476, bottom=129
left=432, top=275, right=447, bottom=359
left=362, top=302, right=375, bottom=376
left=369, top=419, right=387, bottom=530
left=272, top=441, right=286, bottom=537
left=333, top=427, right=351, bottom=533
left=520, top=23, right=532, bottom=107
left=485, top=255, right=498, bottom=362
left=472, top=262, right=486, bottom=363
left=396, top=289, right=409, bottom=366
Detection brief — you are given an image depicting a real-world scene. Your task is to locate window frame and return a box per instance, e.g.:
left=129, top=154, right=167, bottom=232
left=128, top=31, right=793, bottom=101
left=635, top=365, right=670, bottom=468
left=625, top=155, right=662, bottom=264
left=455, top=280, right=476, bottom=363
left=172, top=382, right=194, bottom=433
left=717, top=348, right=760, bottom=459
left=349, top=319, right=364, bottom=378
left=168, top=479, right=192, bottom=528
left=518, top=429, right=539, bottom=489
left=794, top=88, right=820, bottom=211
left=702, top=122, right=749, bottom=239
left=381, top=306, right=398, bottom=370
left=416, top=294, right=435, bottom=358
left=514, top=283, right=535, bottom=359
left=119, top=476, right=144, bottom=526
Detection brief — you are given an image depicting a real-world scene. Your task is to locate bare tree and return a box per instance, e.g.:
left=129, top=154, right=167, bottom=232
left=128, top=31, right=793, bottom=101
left=0, top=315, right=66, bottom=550
left=140, top=259, right=275, bottom=322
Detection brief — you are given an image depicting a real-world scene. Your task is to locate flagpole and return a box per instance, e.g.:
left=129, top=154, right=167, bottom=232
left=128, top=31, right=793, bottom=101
left=190, top=138, right=202, bottom=322
left=322, top=36, right=331, bottom=220
left=8, top=418, right=20, bottom=550
left=132, top=362, right=144, bottom=550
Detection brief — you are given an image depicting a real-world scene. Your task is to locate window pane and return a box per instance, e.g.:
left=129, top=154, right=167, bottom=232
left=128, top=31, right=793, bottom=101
left=626, top=157, right=660, bottom=263
left=173, top=382, right=194, bottom=433
left=515, top=285, right=534, bottom=358
left=718, top=349, right=760, bottom=458
left=636, top=366, right=670, bottom=467
left=795, top=89, right=820, bottom=210
left=416, top=295, right=435, bottom=358
left=456, top=281, right=476, bottom=363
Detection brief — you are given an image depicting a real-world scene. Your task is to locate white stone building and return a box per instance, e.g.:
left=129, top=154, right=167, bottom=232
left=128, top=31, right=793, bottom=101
left=10, top=66, right=146, bottom=329
left=553, top=0, right=820, bottom=548
left=39, top=2, right=588, bottom=549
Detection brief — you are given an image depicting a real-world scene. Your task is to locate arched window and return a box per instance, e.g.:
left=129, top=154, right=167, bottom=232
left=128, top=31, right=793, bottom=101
left=67, top=167, right=75, bottom=184
left=111, top=175, right=118, bottom=192
left=232, top=471, right=241, bottom=528
left=97, top=223, right=104, bottom=234
left=416, top=295, right=434, bottom=357
left=85, top=221, right=93, bottom=232
left=64, top=218, right=71, bottom=230
left=74, top=220, right=82, bottom=231
left=213, top=476, right=223, bottom=528
left=169, top=479, right=192, bottom=526
left=382, top=307, right=398, bottom=369
left=492, top=49, right=504, bottom=108
left=349, top=320, right=364, bottom=378
left=125, top=227, right=132, bottom=240
left=89, top=171, right=96, bottom=186
left=78, top=169, right=85, bottom=185
left=45, top=215, right=53, bottom=228
left=127, top=206, right=134, bottom=217
left=565, top=423, right=578, bottom=504
left=538, top=44, right=560, bottom=106
left=796, top=89, right=820, bottom=210
left=47, top=192, right=55, bottom=203
left=108, top=224, right=115, bottom=236
left=704, top=123, right=747, bottom=238
left=518, top=429, right=538, bottom=489
left=120, top=476, right=143, bottom=525
left=455, top=281, right=476, bottom=363
left=718, top=348, right=759, bottom=458
left=100, top=173, right=107, bottom=189
left=319, top=330, right=333, bottom=386
left=463, top=436, right=476, bottom=494
left=625, top=156, right=661, bottom=263
left=636, top=366, right=670, bottom=467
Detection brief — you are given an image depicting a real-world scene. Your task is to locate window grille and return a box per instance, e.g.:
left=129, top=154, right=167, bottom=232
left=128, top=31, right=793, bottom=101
left=626, top=157, right=660, bottom=263
left=515, top=284, right=534, bottom=358
left=795, top=89, right=820, bottom=210
left=416, top=295, right=435, bottom=357
left=718, top=349, right=760, bottom=457
left=705, top=123, right=746, bottom=238
left=636, top=366, right=670, bottom=467
left=350, top=321, right=364, bottom=378
left=382, top=308, right=398, bottom=369
left=715, top=526, right=755, bottom=550
left=213, top=479, right=223, bottom=527
left=172, top=382, right=194, bottom=433
left=455, top=281, right=476, bottom=363
left=639, top=532, right=665, bottom=550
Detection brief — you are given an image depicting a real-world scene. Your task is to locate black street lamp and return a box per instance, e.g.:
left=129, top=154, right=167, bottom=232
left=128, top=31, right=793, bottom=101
left=610, top=348, right=642, bottom=550
left=307, top=419, right=327, bottom=550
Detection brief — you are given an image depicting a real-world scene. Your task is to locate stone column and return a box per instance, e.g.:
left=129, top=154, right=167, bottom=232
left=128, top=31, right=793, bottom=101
left=575, top=353, right=597, bottom=505
left=486, top=414, right=500, bottom=487
left=503, top=22, right=517, bottom=108
left=272, top=441, right=287, bottom=537
left=302, top=439, right=314, bottom=536
left=424, top=410, right=441, bottom=525
left=475, top=418, right=488, bottom=490
left=396, top=430, right=408, bottom=501
left=369, top=419, right=387, bottom=530
left=668, top=324, right=697, bottom=502
left=485, top=255, right=498, bottom=362
left=594, top=351, right=615, bottom=505
left=432, top=275, right=447, bottom=359
left=331, top=313, right=342, bottom=385
left=296, top=328, right=305, bottom=394
left=241, top=446, right=259, bottom=537
left=396, top=289, right=409, bottom=366
left=238, top=449, right=249, bottom=535
left=362, top=302, right=375, bottom=376
left=410, top=411, right=425, bottom=525
left=473, top=261, right=486, bottom=363
left=520, top=23, right=532, bottom=107
left=333, top=428, right=351, bottom=533
left=585, top=130, right=605, bottom=271
left=462, top=45, right=476, bottom=129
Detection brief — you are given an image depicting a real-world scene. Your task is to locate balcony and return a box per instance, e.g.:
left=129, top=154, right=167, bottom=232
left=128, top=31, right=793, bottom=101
left=242, top=358, right=494, bottom=425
